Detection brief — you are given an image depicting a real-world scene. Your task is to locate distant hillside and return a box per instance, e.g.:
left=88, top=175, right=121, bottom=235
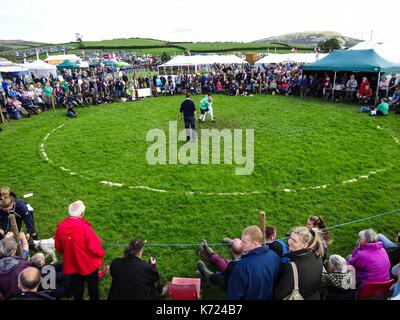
left=253, top=31, right=361, bottom=48
left=0, top=40, right=50, bottom=51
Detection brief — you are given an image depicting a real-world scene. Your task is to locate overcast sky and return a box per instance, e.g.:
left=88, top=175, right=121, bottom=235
left=1, top=0, right=400, bottom=44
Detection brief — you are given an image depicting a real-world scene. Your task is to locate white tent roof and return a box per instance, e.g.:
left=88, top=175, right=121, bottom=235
left=78, top=61, right=89, bottom=68
left=24, top=59, right=57, bottom=70
left=160, top=55, right=247, bottom=67
left=255, top=53, right=328, bottom=64
left=23, top=59, right=57, bottom=77
left=0, top=64, right=26, bottom=73
left=0, top=58, right=13, bottom=66
left=349, top=34, right=400, bottom=64
left=44, top=54, right=81, bottom=62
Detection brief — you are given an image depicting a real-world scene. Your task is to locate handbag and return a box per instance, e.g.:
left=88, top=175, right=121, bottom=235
left=283, top=262, right=304, bottom=300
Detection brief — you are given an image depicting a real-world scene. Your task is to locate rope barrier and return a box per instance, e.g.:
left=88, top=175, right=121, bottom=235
left=30, top=208, right=400, bottom=247
left=98, top=207, right=400, bottom=248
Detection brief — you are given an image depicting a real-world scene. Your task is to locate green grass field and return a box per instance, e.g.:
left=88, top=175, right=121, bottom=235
left=1, top=95, right=400, bottom=299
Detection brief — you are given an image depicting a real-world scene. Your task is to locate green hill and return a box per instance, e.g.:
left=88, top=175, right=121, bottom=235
left=0, top=39, right=50, bottom=51
left=253, top=31, right=361, bottom=48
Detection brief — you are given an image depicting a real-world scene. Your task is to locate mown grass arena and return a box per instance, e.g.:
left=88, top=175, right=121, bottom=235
left=1, top=94, right=400, bottom=298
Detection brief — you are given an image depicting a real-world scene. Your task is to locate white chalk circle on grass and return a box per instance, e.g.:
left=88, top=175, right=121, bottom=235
left=39, top=124, right=391, bottom=196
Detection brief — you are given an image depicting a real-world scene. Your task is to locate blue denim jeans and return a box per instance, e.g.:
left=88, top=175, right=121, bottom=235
left=12, top=110, right=21, bottom=120
left=360, top=106, right=371, bottom=113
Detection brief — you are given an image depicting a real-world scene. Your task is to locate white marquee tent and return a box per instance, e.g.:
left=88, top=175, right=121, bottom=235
left=158, top=54, right=247, bottom=74
left=23, top=59, right=57, bottom=77
left=0, top=57, right=13, bottom=66
left=0, top=64, right=26, bottom=73
left=349, top=34, right=400, bottom=64
left=44, top=54, right=82, bottom=65
left=255, top=53, right=328, bottom=65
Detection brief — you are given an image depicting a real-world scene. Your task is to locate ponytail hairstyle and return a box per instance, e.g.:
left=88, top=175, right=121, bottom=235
left=307, top=215, right=330, bottom=242
left=124, top=239, right=145, bottom=258
left=291, top=227, right=325, bottom=258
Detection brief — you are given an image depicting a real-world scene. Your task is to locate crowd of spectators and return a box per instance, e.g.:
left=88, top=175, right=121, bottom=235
left=1, top=62, right=399, bottom=125
left=0, top=186, right=399, bottom=300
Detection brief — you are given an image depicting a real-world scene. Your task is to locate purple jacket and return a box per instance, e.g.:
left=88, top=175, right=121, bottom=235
left=348, top=241, right=390, bottom=290
left=0, top=257, right=31, bottom=300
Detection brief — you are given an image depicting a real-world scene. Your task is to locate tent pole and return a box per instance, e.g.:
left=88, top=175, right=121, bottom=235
left=332, top=71, right=337, bottom=101
left=375, top=72, right=381, bottom=105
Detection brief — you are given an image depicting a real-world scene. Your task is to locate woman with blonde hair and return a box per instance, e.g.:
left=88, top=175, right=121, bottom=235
left=275, top=227, right=324, bottom=300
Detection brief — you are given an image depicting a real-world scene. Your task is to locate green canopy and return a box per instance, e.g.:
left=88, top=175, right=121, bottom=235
left=56, top=59, right=80, bottom=70
left=89, top=61, right=99, bottom=67
left=116, top=61, right=130, bottom=67
left=303, top=49, right=400, bottom=74
left=105, top=60, right=117, bottom=67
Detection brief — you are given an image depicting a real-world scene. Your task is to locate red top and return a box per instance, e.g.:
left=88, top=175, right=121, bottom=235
left=358, top=81, right=370, bottom=96
left=55, top=216, right=104, bottom=275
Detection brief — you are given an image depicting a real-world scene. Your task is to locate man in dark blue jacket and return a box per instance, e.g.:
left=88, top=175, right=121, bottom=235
left=0, top=196, right=38, bottom=240
left=180, top=92, right=196, bottom=142
left=227, top=225, right=280, bottom=300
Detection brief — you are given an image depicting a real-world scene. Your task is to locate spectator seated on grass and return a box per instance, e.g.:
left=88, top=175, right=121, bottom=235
left=5, top=98, right=22, bottom=120
left=67, top=106, right=77, bottom=118
left=108, top=239, right=161, bottom=300
left=389, top=263, right=400, bottom=300
left=196, top=238, right=243, bottom=292
left=227, top=226, right=280, bottom=300
left=376, top=232, right=400, bottom=268
left=10, top=266, right=54, bottom=300
left=274, top=227, right=325, bottom=300
left=0, top=233, right=30, bottom=300
left=321, top=254, right=356, bottom=300
left=388, top=85, right=400, bottom=112
left=370, top=98, right=389, bottom=116
left=347, top=228, right=391, bottom=291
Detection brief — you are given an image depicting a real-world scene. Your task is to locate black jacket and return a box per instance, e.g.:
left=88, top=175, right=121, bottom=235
left=108, top=256, right=161, bottom=300
left=10, top=291, right=55, bottom=300
left=274, top=249, right=322, bottom=300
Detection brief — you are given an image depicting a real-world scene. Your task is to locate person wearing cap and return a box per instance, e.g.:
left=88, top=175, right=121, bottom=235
left=108, top=238, right=161, bottom=300
left=55, top=200, right=104, bottom=300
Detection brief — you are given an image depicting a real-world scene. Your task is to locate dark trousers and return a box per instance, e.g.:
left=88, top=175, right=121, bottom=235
left=16, top=212, right=37, bottom=236
left=71, top=269, right=99, bottom=300
left=183, top=117, right=196, bottom=140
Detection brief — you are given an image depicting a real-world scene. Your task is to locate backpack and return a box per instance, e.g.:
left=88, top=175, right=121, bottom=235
left=283, top=262, right=304, bottom=300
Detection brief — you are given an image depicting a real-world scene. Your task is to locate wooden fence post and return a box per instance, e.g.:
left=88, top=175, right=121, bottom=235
left=259, top=211, right=266, bottom=243
left=0, top=107, right=4, bottom=123
left=8, top=214, right=23, bottom=258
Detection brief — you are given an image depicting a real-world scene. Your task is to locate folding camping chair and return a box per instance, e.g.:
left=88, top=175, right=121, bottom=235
left=357, top=279, right=394, bottom=299
left=167, top=277, right=201, bottom=300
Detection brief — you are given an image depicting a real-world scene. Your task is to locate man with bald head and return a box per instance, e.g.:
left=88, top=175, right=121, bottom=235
left=10, top=267, right=54, bottom=300
left=196, top=238, right=243, bottom=291
left=55, top=200, right=104, bottom=300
